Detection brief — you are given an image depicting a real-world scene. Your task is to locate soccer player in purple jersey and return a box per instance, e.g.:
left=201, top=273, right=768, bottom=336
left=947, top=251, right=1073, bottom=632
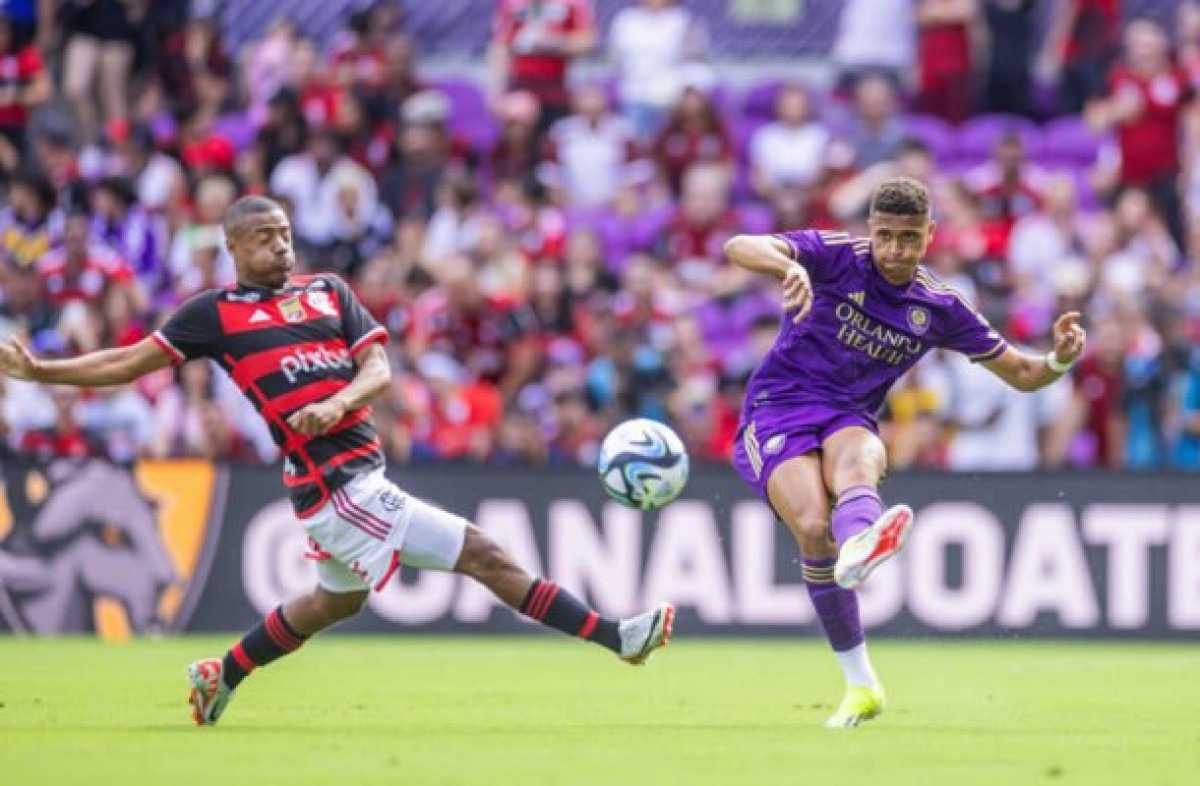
left=724, top=177, right=1086, bottom=728
left=0, top=196, right=674, bottom=726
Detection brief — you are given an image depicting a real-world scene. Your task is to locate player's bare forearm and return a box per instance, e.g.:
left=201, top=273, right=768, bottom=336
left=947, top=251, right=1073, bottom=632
left=0, top=336, right=172, bottom=387
left=328, top=343, right=391, bottom=413
left=723, top=235, right=795, bottom=279
left=984, top=349, right=1068, bottom=392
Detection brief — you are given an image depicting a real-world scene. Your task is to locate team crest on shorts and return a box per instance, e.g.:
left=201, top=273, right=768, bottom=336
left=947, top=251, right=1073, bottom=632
left=763, top=434, right=786, bottom=455
left=279, top=296, right=306, bottom=323
left=907, top=306, right=931, bottom=335
left=305, top=291, right=338, bottom=317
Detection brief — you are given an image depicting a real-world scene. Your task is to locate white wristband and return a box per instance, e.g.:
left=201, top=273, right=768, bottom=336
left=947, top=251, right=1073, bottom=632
left=1045, top=351, right=1074, bottom=374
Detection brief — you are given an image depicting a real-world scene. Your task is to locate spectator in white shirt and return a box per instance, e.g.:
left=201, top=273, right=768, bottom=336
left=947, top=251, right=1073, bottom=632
left=608, top=0, right=708, bottom=142
left=749, top=83, right=831, bottom=200
left=537, top=83, right=651, bottom=208
left=832, top=0, right=917, bottom=92
left=268, top=128, right=379, bottom=249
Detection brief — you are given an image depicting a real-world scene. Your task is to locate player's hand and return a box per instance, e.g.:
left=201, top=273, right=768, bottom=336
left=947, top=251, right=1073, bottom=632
left=0, top=338, right=40, bottom=381
left=1052, top=311, right=1087, bottom=365
left=781, top=263, right=813, bottom=323
left=287, top=399, right=348, bottom=436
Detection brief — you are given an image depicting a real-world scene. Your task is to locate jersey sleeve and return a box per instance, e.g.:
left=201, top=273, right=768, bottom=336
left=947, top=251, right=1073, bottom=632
left=327, top=275, right=388, bottom=357
left=152, top=291, right=219, bottom=364
left=937, top=295, right=1009, bottom=363
left=772, top=229, right=851, bottom=283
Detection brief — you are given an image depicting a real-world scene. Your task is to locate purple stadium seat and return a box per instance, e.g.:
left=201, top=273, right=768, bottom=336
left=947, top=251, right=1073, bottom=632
left=213, top=113, right=259, bottom=152
left=736, top=202, right=773, bottom=235
left=1039, top=117, right=1108, bottom=167
left=742, top=79, right=784, bottom=122
left=431, top=77, right=497, bottom=150
left=901, top=114, right=956, bottom=162
left=954, top=114, right=1043, bottom=165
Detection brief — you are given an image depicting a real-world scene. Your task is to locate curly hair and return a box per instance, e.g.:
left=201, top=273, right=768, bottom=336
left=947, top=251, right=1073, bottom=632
left=869, top=177, right=931, bottom=218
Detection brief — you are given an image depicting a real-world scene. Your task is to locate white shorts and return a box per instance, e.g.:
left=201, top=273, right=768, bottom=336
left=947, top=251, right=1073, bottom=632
left=303, top=470, right=468, bottom=594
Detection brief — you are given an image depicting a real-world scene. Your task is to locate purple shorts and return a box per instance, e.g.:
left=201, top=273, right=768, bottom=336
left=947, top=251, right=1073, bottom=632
left=731, top=404, right=878, bottom=502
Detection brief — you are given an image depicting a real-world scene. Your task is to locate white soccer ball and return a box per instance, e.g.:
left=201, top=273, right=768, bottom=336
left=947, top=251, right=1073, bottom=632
left=597, top=418, right=690, bottom=511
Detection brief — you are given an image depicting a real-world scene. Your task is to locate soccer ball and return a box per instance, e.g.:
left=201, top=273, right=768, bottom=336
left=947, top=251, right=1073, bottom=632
left=597, top=418, right=690, bottom=511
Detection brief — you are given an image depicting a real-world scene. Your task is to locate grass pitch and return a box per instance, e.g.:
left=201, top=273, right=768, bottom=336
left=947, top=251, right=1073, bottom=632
left=1, top=636, right=1197, bottom=786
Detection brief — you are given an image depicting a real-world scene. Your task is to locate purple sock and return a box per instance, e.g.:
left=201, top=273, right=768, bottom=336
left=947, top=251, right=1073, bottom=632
left=802, top=557, right=865, bottom=652
left=830, top=485, right=883, bottom=547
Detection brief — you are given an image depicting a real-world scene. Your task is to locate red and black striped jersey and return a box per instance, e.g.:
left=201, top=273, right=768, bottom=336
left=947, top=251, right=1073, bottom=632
left=152, top=274, right=389, bottom=518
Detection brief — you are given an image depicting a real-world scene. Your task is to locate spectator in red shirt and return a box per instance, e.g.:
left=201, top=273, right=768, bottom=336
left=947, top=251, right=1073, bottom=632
left=19, top=384, right=99, bottom=461
left=38, top=210, right=136, bottom=311
left=658, top=164, right=740, bottom=294
left=410, top=253, right=542, bottom=403
left=1087, top=18, right=1192, bottom=247
left=154, top=13, right=233, bottom=120
left=488, top=0, right=597, bottom=135
left=0, top=13, right=50, bottom=177
left=965, top=131, right=1046, bottom=246
left=1042, top=0, right=1122, bottom=114
left=915, top=0, right=981, bottom=125
left=651, top=69, right=734, bottom=197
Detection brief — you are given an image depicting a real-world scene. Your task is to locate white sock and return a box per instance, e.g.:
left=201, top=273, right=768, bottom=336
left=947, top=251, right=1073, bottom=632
left=835, top=642, right=880, bottom=689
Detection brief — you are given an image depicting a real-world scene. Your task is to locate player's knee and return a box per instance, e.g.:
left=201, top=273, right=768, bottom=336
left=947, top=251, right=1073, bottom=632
left=836, top=453, right=886, bottom=488
left=456, top=527, right=514, bottom=582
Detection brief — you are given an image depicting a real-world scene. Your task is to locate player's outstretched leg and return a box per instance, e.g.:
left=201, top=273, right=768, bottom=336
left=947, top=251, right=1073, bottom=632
left=454, top=525, right=674, bottom=665
left=188, top=587, right=366, bottom=725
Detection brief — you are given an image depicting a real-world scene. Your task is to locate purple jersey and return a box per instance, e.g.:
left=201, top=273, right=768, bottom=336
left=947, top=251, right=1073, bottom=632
left=743, top=228, right=1008, bottom=417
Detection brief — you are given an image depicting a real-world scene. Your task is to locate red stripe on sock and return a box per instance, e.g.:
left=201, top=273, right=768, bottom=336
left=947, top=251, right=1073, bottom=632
left=577, top=611, right=598, bottom=639
left=533, top=583, right=560, bottom=621
left=523, top=581, right=549, bottom=617
left=230, top=642, right=256, bottom=672
left=266, top=612, right=303, bottom=651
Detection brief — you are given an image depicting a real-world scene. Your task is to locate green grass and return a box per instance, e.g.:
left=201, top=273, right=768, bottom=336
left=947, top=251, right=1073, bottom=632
left=1, top=637, right=1198, bottom=786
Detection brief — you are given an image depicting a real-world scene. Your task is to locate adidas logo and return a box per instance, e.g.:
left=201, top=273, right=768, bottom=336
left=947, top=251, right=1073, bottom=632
left=249, top=309, right=271, bottom=324
left=849, top=291, right=865, bottom=306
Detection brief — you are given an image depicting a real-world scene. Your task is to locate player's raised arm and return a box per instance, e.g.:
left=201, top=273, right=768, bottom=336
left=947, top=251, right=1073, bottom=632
left=982, top=312, right=1087, bottom=392
left=724, top=234, right=813, bottom=322
left=0, top=334, right=174, bottom=387
left=723, top=234, right=795, bottom=279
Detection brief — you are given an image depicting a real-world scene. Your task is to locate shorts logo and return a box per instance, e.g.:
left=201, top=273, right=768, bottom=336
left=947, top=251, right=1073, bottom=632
left=306, top=291, right=338, bottom=318
left=763, top=434, right=786, bottom=456
left=907, top=306, right=931, bottom=335
left=379, top=488, right=407, bottom=513
left=279, top=297, right=306, bottom=323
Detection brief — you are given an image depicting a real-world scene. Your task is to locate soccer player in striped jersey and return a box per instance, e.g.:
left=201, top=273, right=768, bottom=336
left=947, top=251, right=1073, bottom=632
left=723, top=177, right=1086, bottom=728
left=0, top=196, right=674, bottom=726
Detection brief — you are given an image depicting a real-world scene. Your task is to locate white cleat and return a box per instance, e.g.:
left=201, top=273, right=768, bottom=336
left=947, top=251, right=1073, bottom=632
left=834, top=504, right=915, bottom=590
left=618, top=603, right=675, bottom=665
left=188, top=658, right=235, bottom=726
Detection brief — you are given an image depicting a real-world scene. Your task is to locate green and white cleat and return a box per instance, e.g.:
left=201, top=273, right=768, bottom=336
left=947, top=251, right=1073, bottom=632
left=824, top=685, right=886, bottom=729
left=188, top=658, right=235, bottom=726
left=834, top=504, right=915, bottom=590
left=618, top=603, right=675, bottom=665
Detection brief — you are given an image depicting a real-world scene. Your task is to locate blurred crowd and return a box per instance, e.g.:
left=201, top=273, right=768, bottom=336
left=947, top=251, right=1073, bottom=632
left=0, top=0, right=1198, bottom=472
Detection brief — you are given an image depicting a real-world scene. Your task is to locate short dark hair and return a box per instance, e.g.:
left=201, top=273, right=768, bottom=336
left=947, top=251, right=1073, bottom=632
left=869, top=177, right=931, bottom=218
left=222, top=195, right=284, bottom=236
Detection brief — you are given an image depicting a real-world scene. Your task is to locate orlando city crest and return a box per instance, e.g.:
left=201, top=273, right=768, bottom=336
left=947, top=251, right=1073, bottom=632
left=279, top=296, right=306, bottom=323
left=907, top=306, right=931, bottom=335
left=0, top=458, right=228, bottom=640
